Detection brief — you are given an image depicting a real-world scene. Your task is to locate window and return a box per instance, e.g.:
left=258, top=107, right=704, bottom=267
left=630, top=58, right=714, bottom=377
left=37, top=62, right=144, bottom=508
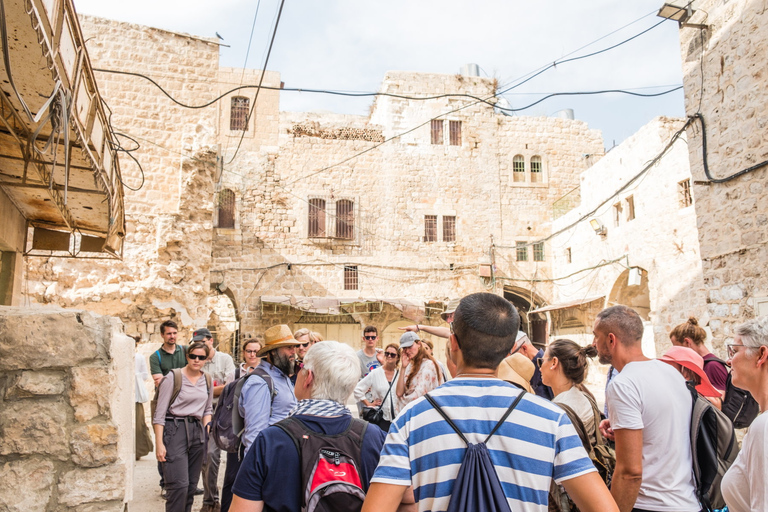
left=533, top=242, right=545, bottom=262
left=424, top=215, right=438, bottom=242
left=678, top=179, right=692, bottom=208
left=566, top=247, right=572, bottom=264
left=516, top=241, right=528, bottom=262
left=613, top=202, right=622, bottom=227
left=530, top=156, right=542, bottom=183
left=443, top=216, right=456, bottom=242
left=430, top=120, right=443, bottom=145
left=449, top=121, right=462, bottom=146
left=308, top=198, right=326, bottom=237
left=344, top=266, right=358, bottom=290
left=335, top=200, right=354, bottom=240
left=230, top=96, right=249, bottom=131
left=217, top=189, right=235, bottom=228
left=626, top=195, right=635, bottom=221
left=513, top=155, right=525, bottom=182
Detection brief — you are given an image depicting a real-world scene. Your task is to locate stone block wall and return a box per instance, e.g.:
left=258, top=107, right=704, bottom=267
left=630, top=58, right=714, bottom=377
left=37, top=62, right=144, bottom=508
left=677, top=0, right=768, bottom=344
left=0, top=307, right=133, bottom=511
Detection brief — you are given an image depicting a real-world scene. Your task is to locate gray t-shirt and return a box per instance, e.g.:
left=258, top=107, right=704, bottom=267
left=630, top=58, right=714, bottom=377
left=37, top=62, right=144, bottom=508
left=357, top=349, right=380, bottom=378
left=202, top=350, right=236, bottom=405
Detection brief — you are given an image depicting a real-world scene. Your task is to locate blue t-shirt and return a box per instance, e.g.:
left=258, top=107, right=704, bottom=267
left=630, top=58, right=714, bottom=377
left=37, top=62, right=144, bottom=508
left=233, top=414, right=387, bottom=512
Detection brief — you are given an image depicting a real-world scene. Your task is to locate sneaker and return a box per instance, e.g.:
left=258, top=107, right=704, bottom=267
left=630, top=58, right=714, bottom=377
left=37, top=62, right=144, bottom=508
left=194, top=487, right=205, bottom=496
left=199, top=505, right=214, bottom=512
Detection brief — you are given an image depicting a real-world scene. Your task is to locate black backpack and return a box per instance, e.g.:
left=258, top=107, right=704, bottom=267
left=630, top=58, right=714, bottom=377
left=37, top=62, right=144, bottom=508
left=211, top=366, right=276, bottom=453
left=275, top=416, right=368, bottom=512
left=424, top=391, right=525, bottom=512
left=705, top=357, right=759, bottom=428
left=688, top=382, right=739, bottom=511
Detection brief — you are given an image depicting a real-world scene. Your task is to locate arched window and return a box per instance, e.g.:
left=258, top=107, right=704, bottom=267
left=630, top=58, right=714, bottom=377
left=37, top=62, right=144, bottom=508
left=217, top=189, right=236, bottom=228
left=513, top=155, right=525, bottom=182
left=230, top=97, right=249, bottom=131
left=308, top=198, right=326, bottom=237
left=335, top=200, right=355, bottom=240
left=530, top=155, right=542, bottom=183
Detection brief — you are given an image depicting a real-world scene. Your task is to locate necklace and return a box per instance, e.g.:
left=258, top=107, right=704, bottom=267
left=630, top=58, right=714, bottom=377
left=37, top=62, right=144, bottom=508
left=456, top=372, right=496, bottom=378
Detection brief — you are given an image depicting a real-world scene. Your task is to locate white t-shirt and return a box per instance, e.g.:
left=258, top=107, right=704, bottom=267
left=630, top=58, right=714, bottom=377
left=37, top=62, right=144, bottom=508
left=607, top=360, right=699, bottom=512
left=721, top=412, right=768, bottom=512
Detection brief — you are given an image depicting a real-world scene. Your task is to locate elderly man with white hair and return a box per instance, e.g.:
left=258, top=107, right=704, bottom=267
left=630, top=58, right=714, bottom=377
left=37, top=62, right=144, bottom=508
left=230, top=341, right=393, bottom=512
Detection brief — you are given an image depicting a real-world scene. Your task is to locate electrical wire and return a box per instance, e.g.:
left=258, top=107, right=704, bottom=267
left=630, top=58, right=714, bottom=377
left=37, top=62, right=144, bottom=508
left=692, top=113, right=768, bottom=183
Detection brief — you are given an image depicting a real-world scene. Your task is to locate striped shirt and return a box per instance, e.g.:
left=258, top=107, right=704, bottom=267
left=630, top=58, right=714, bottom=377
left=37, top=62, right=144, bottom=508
left=371, top=378, right=596, bottom=512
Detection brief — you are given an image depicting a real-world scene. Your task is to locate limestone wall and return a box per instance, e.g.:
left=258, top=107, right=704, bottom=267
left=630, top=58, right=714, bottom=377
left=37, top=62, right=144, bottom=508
left=22, top=16, right=221, bottom=341
left=0, top=307, right=133, bottom=511
left=551, top=117, right=707, bottom=355
left=678, top=0, right=768, bottom=345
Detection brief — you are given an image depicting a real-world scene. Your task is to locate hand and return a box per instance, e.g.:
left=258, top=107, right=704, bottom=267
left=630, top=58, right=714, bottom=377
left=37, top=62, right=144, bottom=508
left=401, top=351, right=412, bottom=368
left=599, top=418, right=614, bottom=441
left=156, top=442, right=167, bottom=462
left=372, top=398, right=383, bottom=406
left=398, top=325, right=418, bottom=333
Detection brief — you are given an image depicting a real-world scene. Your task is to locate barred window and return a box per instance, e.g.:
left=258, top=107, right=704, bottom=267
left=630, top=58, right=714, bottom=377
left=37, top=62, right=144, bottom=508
left=626, top=195, right=635, bottom=221
left=217, top=189, right=235, bottom=228
left=230, top=97, right=249, bottom=131
left=335, top=199, right=355, bottom=240
left=516, top=241, right=528, bottom=262
left=533, top=242, right=545, bottom=262
left=449, top=120, right=462, bottom=146
left=344, top=265, right=358, bottom=290
left=308, top=198, right=326, bottom=237
left=530, top=155, right=542, bottom=183
left=443, top=216, right=456, bottom=242
left=678, top=179, right=692, bottom=208
left=424, top=215, right=438, bottom=242
left=513, top=155, right=525, bottom=182
left=430, top=120, right=443, bottom=145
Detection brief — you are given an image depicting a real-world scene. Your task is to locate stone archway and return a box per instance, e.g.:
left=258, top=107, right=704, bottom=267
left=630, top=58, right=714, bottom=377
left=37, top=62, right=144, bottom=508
left=608, top=268, right=650, bottom=320
left=503, top=286, right=547, bottom=348
left=207, top=291, right=240, bottom=356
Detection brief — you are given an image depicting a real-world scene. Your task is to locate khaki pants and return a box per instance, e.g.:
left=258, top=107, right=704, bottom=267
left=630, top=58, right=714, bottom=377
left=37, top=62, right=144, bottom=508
left=136, top=402, right=154, bottom=460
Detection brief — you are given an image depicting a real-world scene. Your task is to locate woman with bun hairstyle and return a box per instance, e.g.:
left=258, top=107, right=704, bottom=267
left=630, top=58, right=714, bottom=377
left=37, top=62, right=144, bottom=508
left=670, top=317, right=728, bottom=396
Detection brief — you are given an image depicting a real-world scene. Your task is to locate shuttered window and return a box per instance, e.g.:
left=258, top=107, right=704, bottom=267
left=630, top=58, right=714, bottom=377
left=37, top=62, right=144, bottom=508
left=335, top=200, right=355, bottom=240
left=230, top=97, right=249, bottom=131
left=217, top=189, right=235, bottom=228
left=308, top=198, right=326, bottom=237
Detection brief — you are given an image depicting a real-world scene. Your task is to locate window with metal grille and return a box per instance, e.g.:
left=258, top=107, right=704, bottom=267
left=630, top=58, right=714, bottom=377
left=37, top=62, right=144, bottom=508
left=217, top=189, right=236, bottom=228
left=443, top=216, right=456, bottom=242
left=516, top=241, right=528, bottom=261
left=308, top=198, right=326, bottom=237
left=424, top=215, right=438, bottom=242
left=335, top=200, right=355, bottom=239
left=626, top=195, right=635, bottom=221
left=430, top=120, right=443, bottom=144
left=449, top=120, right=462, bottom=146
left=344, top=265, right=358, bottom=290
left=533, top=242, right=545, bottom=262
left=530, top=155, right=542, bottom=182
left=230, top=97, right=250, bottom=131
left=613, top=202, right=622, bottom=227
left=678, top=179, right=692, bottom=208
left=513, top=155, right=525, bottom=182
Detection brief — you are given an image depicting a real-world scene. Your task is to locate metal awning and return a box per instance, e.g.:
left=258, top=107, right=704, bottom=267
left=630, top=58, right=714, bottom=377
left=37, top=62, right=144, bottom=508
left=0, top=0, right=125, bottom=257
left=261, top=296, right=429, bottom=316
left=529, top=296, right=605, bottom=314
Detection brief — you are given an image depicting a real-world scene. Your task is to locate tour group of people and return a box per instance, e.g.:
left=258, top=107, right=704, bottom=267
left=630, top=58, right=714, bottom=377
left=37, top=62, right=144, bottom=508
left=135, top=293, right=768, bottom=512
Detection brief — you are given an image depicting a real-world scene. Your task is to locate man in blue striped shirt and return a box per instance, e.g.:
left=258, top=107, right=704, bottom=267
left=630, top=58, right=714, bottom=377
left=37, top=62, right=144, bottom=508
left=363, top=293, right=617, bottom=512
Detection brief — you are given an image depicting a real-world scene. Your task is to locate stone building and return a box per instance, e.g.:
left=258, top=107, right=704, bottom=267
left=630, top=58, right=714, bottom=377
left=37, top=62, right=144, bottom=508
left=544, top=116, right=707, bottom=365
left=671, top=0, right=768, bottom=347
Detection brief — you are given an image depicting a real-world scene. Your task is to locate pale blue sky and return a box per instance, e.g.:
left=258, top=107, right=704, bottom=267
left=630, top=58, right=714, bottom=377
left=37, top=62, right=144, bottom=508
left=73, top=0, right=686, bottom=148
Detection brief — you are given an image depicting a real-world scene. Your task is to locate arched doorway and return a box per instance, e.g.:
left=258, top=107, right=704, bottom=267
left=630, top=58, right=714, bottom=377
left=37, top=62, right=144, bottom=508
left=207, top=291, right=240, bottom=357
left=607, top=267, right=655, bottom=357
left=503, top=286, right=547, bottom=348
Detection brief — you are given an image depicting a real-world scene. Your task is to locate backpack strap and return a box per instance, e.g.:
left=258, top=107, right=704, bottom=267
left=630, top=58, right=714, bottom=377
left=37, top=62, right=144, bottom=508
left=169, top=368, right=183, bottom=407
left=425, top=390, right=525, bottom=446
left=232, top=367, right=277, bottom=440
left=558, top=402, right=592, bottom=454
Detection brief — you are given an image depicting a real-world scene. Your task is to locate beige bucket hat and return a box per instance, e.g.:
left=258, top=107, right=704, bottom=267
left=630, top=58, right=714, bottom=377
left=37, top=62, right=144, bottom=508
left=256, top=324, right=303, bottom=357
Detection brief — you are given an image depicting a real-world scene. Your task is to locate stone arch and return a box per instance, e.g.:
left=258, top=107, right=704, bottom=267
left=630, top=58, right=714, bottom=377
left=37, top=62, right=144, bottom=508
left=608, top=267, right=650, bottom=320
left=503, top=286, right=547, bottom=347
left=207, top=285, right=240, bottom=356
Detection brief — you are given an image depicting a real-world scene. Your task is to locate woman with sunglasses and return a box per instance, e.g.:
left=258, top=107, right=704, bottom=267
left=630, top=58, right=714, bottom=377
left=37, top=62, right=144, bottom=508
left=721, top=317, right=768, bottom=512
left=396, top=332, right=444, bottom=410
left=354, top=343, right=401, bottom=431
left=154, top=341, right=214, bottom=512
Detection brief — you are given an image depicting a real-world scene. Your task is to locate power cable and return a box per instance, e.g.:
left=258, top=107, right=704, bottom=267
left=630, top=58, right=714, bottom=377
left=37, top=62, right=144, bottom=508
left=692, top=113, right=768, bottom=183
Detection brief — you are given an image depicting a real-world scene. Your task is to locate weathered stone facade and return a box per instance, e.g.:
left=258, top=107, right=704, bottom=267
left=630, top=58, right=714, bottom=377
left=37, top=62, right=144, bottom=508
left=0, top=308, right=133, bottom=511
left=550, top=117, right=708, bottom=362
left=677, top=0, right=768, bottom=345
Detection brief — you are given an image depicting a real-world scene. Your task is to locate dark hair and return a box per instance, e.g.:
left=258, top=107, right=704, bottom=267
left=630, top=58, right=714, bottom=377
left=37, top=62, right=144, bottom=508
left=363, top=325, right=378, bottom=335
left=595, top=305, right=643, bottom=346
left=160, top=320, right=178, bottom=335
left=384, top=343, right=401, bottom=365
left=452, top=293, right=520, bottom=369
left=242, top=338, right=261, bottom=353
left=187, top=342, right=210, bottom=358
left=670, top=317, right=707, bottom=346
left=547, top=339, right=597, bottom=385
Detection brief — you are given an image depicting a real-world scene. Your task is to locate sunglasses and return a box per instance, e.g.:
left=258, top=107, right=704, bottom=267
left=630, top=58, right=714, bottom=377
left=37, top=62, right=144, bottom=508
left=188, top=353, right=207, bottom=361
left=244, top=350, right=260, bottom=355
left=298, top=343, right=310, bottom=348
left=364, top=335, right=377, bottom=340
left=384, top=352, right=398, bottom=358
left=536, top=357, right=544, bottom=368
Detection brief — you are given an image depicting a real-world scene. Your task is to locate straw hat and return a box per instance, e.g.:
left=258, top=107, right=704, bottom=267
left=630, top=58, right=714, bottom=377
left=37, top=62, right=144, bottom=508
left=497, top=353, right=535, bottom=393
left=658, top=346, right=721, bottom=398
left=256, top=324, right=303, bottom=357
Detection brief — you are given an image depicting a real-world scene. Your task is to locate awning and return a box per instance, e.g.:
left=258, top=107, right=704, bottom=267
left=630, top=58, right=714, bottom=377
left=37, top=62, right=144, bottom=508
left=529, top=296, right=605, bottom=314
left=261, top=296, right=430, bottom=316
